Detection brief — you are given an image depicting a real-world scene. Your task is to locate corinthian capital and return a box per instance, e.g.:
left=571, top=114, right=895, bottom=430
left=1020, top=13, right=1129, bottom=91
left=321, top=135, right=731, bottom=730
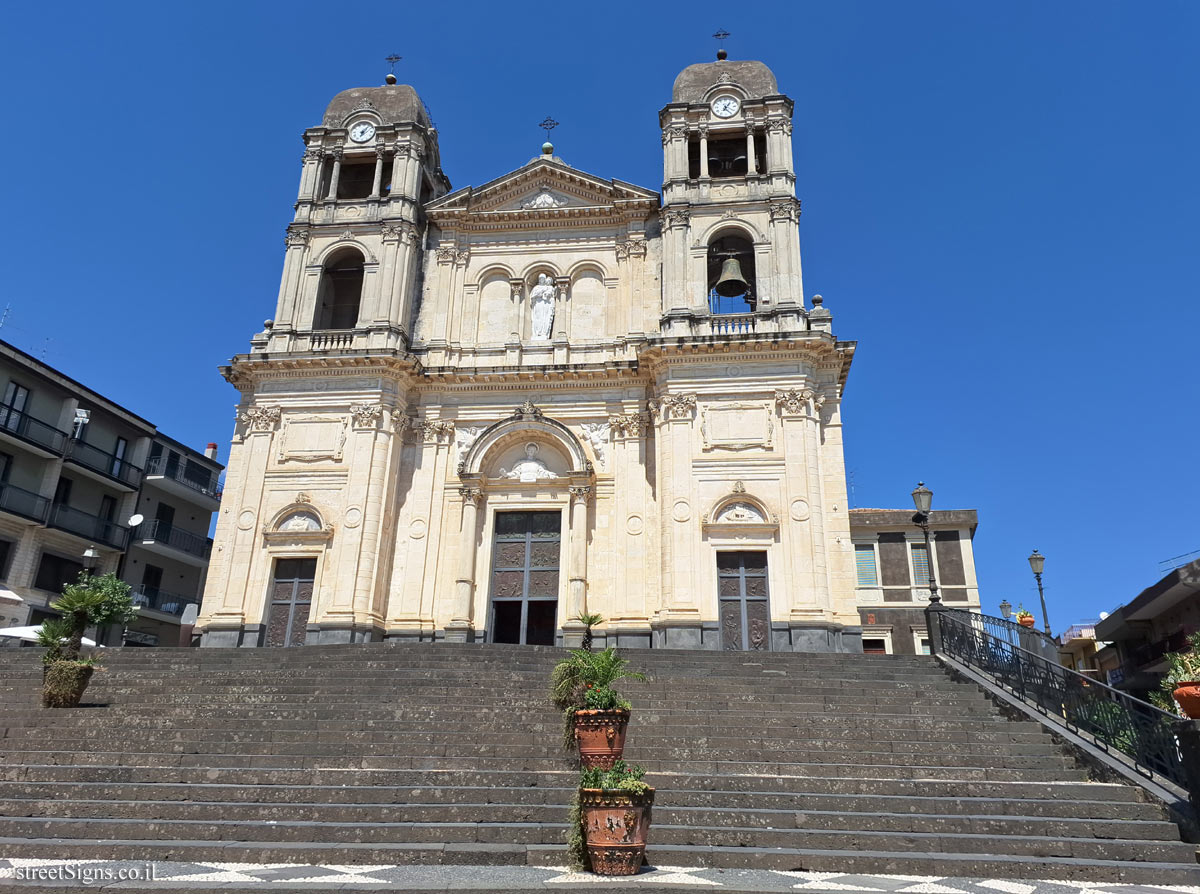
left=239, top=405, right=281, bottom=433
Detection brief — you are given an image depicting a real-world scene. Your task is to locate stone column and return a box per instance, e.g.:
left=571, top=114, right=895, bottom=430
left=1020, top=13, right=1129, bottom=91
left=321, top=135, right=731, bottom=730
left=325, top=148, right=343, bottom=201
left=370, top=146, right=385, bottom=198
left=446, top=485, right=482, bottom=642
left=567, top=484, right=591, bottom=616
left=745, top=125, right=757, bottom=175
left=698, top=126, right=710, bottom=179
left=277, top=227, right=309, bottom=328
left=661, top=208, right=691, bottom=313
left=298, top=148, right=323, bottom=202
left=389, top=144, right=407, bottom=200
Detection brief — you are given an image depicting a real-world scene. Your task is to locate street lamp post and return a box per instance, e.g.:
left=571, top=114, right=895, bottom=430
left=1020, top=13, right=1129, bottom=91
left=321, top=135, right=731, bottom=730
left=998, top=599, right=1012, bottom=620
left=1028, top=549, right=1050, bottom=636
left=910, top=482, right=939, bottom=605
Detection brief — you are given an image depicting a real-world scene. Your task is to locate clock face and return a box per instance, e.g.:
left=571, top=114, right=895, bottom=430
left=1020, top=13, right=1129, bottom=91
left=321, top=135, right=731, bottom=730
left=349, top=121, right=376, bottom=143
left=711, top=95, right=741, bottom=118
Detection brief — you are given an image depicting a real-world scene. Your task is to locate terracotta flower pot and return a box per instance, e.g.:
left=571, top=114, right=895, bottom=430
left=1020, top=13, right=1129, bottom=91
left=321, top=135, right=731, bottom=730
left=580, top=786, right=654, bottom=875
left=1173, top=682, right=1200, bottom=719
left=1018, top=616, right=1036, bottom=628
left=573, top=708, right=629, bottom=769
left=42, top=661, right=95, bottom=708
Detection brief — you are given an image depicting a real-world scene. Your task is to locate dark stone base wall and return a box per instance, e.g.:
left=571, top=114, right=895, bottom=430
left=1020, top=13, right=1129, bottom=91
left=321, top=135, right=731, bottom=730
left=858, top=607, right=929, bottom=655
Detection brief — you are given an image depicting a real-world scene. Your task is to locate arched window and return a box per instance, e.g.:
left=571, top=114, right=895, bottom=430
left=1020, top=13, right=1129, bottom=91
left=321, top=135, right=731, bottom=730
left=707, top=232, right=756, bottom=314
left=314, top=248, right=364, bottom=330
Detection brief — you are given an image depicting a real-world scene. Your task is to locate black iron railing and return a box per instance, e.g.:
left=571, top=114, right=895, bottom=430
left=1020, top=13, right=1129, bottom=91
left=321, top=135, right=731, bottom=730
left=0, top=404, right=69, bottom=454
left=132, top=519, right=212, bottom=560
left=66, top=440, right=145, bottom=488
left=0, top=482, right=50, bottom=523
left=48, top=503, right=130, bottom=550
left=928, top=606, right=1186, bottom=789
left=131, top=587, right=192, bottom=617
left=144, top=454, right=222, bottom=500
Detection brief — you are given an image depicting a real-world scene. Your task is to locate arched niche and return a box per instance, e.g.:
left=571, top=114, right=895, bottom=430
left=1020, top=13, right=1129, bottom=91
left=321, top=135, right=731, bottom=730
left=263, top=503, right=333, bottom=545
left=459, top=404, right=591, bottom=481
left=702, top=492, right=778, bottom=531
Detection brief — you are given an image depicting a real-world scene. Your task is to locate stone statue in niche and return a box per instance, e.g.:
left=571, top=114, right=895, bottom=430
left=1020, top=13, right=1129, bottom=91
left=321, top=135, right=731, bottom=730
left=499, top=442, right=558, bottom=482
left=716, top=502, right=765, bottom=524
left=529, top=274, right=557, bottom=340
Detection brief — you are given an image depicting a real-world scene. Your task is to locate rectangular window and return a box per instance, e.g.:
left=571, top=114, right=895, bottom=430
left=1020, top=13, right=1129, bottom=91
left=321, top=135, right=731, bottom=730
left=34, top=552, right=84, bottom=592
left=99, top=495, right=117, bottom=522
left=911, top=542, right=932, bottom=589
left=0, top=382, right=29, bottom=432
left=0, top=539, right=12, bottom=580
left=53, top=476, right=72, bottom=506
left=0, top=452, right=11, bottom=483
left=854, top=544, right=879, bottom=587
left=862, top=637, right=889, bottom=654
left=112, top=437, right=128, bottom=477
left=917, top=636, right=932, bottom=656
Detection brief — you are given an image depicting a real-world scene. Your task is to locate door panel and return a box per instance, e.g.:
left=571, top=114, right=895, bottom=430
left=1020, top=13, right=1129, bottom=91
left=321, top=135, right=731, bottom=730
left=717, top=550, right=771, bottom=652
left=490, top=511, right=561, bottom=645
left=265, top=558, right=316, bottom=647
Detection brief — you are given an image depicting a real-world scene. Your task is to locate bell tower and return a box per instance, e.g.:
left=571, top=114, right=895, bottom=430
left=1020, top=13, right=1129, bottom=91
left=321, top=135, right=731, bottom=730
left=257, top=72, right=450, bottom=355
left=658, top=49, right=804, bottom=333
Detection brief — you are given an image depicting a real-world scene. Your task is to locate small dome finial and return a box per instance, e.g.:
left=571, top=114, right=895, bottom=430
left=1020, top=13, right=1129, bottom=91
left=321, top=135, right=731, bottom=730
left=538, top=116, right=559, bottom=158
left=542, top=141, right=554, bottom=155
left=384, top=53, right=401, bottom=86
left=713, top=28, right=730, bottom=61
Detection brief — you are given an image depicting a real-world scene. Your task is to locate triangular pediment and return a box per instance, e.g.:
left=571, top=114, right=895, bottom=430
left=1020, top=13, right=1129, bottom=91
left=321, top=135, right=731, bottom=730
left=426, top=158, right=659, bottom=222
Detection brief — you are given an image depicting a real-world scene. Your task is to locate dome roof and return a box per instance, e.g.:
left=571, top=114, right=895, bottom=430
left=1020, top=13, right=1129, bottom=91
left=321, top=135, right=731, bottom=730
left=322, top=84, right=430, bottom=129
left=671, top=59, right=779, bottom=103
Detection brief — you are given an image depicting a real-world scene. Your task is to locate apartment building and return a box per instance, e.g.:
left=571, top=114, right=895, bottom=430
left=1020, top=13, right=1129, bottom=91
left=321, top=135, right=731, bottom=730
left=0, top=340, right=222, bottom=646
left=849, top=508, right=982, bottom=655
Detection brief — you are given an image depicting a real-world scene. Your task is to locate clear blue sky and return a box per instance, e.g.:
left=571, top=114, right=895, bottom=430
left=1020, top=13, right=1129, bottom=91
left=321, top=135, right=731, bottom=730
left=1, top=1, right=1196, bottom=630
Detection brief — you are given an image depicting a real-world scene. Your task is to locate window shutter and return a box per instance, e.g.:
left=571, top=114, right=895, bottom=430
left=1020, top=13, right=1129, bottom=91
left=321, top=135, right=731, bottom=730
left=855, top=544, right=878, bottom=586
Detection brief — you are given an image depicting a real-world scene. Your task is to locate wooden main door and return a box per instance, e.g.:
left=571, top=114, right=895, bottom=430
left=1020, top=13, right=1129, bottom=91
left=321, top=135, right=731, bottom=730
left=717, top=550, right=771, bottom=651
left=489, top=511, right=561, bottom=646
left=265, top=558, right=316, bottom=647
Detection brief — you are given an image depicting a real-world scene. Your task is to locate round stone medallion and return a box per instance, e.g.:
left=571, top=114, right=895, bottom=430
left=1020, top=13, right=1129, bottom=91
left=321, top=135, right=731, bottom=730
left=671, top=500, right=692, bottom=523
left=626, top=514, right=644, bottom=535
left=237, top=509, right=256, bottom=531
left=345, top=507, right=363, bottom=528
left=789, top=499, right=811, bottom=522
left=409, top=518, right=427, bottom=539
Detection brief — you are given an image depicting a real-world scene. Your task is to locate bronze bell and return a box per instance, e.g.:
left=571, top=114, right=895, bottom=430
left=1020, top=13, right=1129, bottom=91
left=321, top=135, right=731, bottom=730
left=714, top=257, right=751, bottom=297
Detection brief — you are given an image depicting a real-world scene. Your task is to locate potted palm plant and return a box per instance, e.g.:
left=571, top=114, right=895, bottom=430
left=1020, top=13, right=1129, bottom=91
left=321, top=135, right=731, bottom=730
left=571, top=760, right=654, bottom=876
left=40, top=571, right=135, bottom=708
left=550, top=646, right=644, bottom=768
left=1157, top=631, right=1200, bottom=719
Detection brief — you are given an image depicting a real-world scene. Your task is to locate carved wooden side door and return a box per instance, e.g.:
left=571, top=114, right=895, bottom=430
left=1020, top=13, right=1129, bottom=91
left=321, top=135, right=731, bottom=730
left=717, top=550, right=770, bottom=651
left=489, top=511, right=560, bottom=646
left=264, top=558, right=316, bottom=647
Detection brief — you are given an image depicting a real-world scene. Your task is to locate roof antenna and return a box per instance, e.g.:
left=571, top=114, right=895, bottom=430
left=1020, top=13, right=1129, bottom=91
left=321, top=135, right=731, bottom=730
left=713, top=29, right=730, bottom=61
left=384, top=53, right=402, bottom=85
left=539, top=116, right=559, bottom=156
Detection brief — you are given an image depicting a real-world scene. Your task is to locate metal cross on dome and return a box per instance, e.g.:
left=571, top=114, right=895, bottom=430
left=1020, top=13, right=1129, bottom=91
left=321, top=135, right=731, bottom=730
left=539, top=117, right=559, bottom=139
left=385, top=53, right=402, bottom=74
left=713, top=29, right=731, bottom=46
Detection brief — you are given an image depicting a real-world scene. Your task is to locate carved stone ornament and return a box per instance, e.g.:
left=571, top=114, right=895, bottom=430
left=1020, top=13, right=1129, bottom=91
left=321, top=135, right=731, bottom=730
left=392, top=142, right=412, bottom=158
left=499, top=442, right=557, bottom=482
left=413, top=417, right=455, bottom=443
left=458, top=486, right=482, bottom=506
left=733, top=480, right=747, bottom=494
left=661, top=208, right=691, bottom=230
left=295, top=492, right=312, bottom=504
left=337, top=229, right=356, bottom=241
left=776, top=389, right=826, bottom=418
left=455, top=426, right=483, bottom=466
left=284, top=226, right=309, bottom=248
left=766, top=118, right=793, bottom=135
left=381, top=221, right=416, bottom=242
left=608, top=412, right=649, bottom=438
left=661, top=123, right=689, bottom=146
left=455, top=248, right=470, bottom=265
left=513, top=400, right=543, bottom=420
left=569, top=484, right=593, bottom=503
left=615, top=240, right=647, bottom=261
left=579, top=423, right=610, bottom=471
left=278, top=511, right=322, bottom=532
left=435, top=247, right=458, bottom=264
left=716, top=502, right=766, bottom=524
left=349, top=403, right=383, bottom=429
left=649, top=394, right=696, bottom=422
left=303, top=147, right=324, bottom=162
left=769, top=199, right=800, bottom=222
left=521, top=188, right=567, bottom=209
left=717, top=71, right=734, bottom=84
left=529, top=274, right=557, bottom=341
left=239, top=406, right=281, bottom=433
left=329, top=147, right=344, bottom=161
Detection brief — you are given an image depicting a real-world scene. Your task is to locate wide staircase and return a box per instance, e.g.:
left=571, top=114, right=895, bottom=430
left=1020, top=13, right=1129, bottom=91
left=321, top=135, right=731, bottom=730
left=0, top=643, right=1196, bottom=883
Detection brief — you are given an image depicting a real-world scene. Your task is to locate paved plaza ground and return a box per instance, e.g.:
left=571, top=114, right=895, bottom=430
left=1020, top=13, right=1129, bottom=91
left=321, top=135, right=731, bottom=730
left=2, top=860, right=1198, bottom=894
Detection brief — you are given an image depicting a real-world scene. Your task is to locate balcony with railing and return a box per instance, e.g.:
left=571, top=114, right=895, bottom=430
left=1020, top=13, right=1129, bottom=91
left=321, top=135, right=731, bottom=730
left=131, top=587, right=193, bottom=618
left=0, top=482, right=51, bottom=524
left=0, top=404, right=69, bottom=455
left=144, top=454, right=222, bottom=503
left=65, top=440, right=144, bottom=489
left=132, top=518, right=212, bottom=564
left=48, top=503, right=130, bottom=550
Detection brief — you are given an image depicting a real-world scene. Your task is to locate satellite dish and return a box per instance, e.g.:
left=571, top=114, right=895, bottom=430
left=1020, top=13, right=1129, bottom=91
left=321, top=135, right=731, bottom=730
left=128, top=514, right=144, bottom=527
left=1098, top=611, right=1109, bottom=621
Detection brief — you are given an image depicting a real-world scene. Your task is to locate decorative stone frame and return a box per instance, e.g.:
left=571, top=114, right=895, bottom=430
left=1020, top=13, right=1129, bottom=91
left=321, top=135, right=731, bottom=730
left=458, top=403, right=592, bottom=480
left=701, top=491, right=779, bottom=534
left=276, top=413, right=350, bottom=464
left=262, top=503, right=334, bottom=546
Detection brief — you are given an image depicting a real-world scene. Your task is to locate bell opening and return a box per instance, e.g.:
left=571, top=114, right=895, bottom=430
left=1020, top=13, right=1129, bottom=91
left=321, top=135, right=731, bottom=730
left=707, top=234, right=757, bottom=314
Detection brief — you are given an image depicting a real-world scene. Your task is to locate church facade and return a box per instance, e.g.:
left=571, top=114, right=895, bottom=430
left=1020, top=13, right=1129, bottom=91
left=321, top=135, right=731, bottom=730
left=197, top=54, right=863, bottom=652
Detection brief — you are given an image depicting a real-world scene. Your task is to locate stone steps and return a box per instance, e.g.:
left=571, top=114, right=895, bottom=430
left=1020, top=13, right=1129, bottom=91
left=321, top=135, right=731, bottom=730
left=0, top=642, right=1193, bottom=882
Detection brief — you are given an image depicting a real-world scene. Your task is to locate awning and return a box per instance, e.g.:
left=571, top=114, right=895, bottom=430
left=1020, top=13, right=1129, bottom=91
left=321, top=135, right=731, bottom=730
left=0, top=625, right=100, bottom=647
left=0, top=587, right=24, bottom=604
